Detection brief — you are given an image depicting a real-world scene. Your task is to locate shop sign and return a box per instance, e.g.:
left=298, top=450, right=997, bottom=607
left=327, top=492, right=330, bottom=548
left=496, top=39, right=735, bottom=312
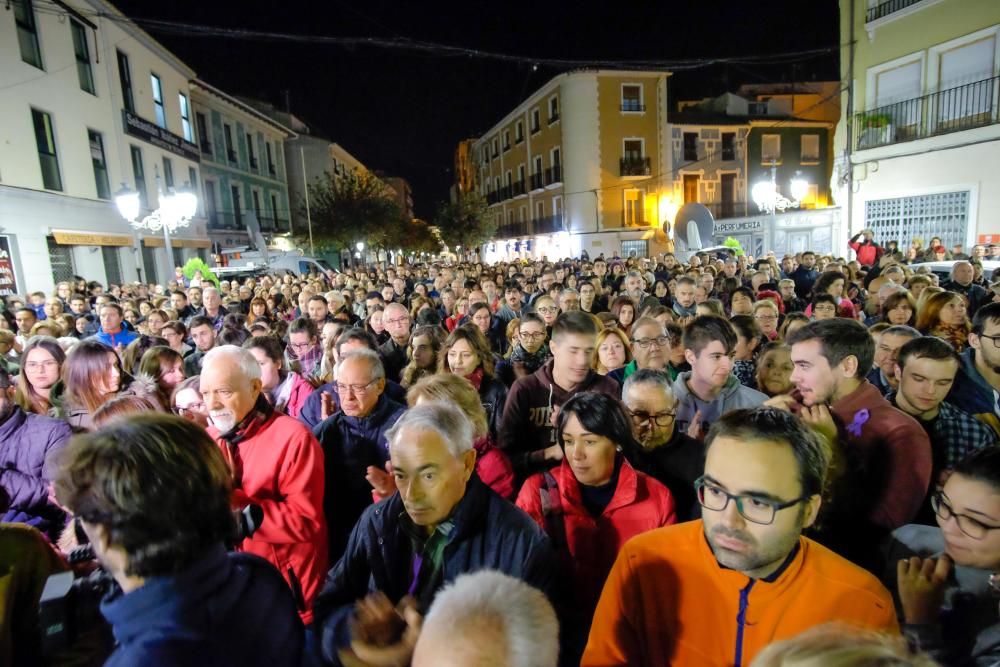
left=0, top=235, right=18, bottom=297
left=52, top=230, right=133, bottom=246
left=715, top=220, right=764, bottom=233
left=122, top=109, right=200, bottom=162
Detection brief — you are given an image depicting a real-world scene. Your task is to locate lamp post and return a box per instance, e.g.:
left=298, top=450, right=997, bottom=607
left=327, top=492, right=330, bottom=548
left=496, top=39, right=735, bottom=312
left=115, top=168, right=197, bottom=282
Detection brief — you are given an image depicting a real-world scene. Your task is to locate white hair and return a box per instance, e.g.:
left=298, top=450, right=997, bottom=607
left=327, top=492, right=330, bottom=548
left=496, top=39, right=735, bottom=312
left=201, top=345, right=262, bottom=381
left=622, top=368, right=674, bottom=403
left=416, top=570, right=559, bottom=667
left=334, top=348, right=384, bottom=381
left=385, top=401, right=473, bottom=458
left=202, top=286, right=220, bottom=298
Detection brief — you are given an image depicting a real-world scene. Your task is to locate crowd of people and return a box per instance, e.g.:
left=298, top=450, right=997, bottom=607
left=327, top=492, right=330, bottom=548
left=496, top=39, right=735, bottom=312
left=4, top=232, right=1000, bottom=666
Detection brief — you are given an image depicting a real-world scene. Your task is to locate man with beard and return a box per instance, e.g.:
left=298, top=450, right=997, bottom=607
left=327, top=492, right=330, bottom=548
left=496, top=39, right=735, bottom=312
left=583, top=408, right=897, bottom=666
left=947, top=301, right=1000, bottom=437
left=622, top=369, right=702, bottom=520
left=200, top=346, right=328, bottom=630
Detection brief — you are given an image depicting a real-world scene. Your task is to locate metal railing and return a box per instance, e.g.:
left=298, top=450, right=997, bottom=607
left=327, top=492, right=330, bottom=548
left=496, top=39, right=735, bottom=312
left=701, top=201, right=748, bottom=220
left=534, top=214, right=565, bottom=235
left=512, top=180, right=526, bottom=196
left=854, top=75, right=1000, bottom=150
left=867, top=0, right=922, bottom=22
left=495, top=221, right=528, bottom=239
left=621, top=102, right=646, bottom=112
left=530, top=173, right=544, bottom=190
left=545, top=165, right=562, bottom=185
left=620, top=156, right=651, bottom=177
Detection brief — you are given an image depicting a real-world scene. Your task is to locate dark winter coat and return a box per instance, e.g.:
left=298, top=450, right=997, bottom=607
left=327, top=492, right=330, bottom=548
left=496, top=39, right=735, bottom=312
left=297, top=379, right=407, bottom=430
left=312, top=394, right=406, bottom=561
left=0, top=406, right=72, bottom=532
left=101, top=545, right=303, bottom=667
left=313, top=475, right=556, bottom=664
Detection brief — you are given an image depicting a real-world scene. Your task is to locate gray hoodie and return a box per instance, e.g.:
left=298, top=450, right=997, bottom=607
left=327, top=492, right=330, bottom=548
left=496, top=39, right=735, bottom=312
left=671, top=371, right=767, bottom=437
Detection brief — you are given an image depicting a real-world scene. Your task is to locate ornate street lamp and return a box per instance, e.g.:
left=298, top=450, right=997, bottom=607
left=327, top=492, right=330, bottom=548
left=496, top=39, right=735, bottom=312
left=115, top=169, right=197, bottom=277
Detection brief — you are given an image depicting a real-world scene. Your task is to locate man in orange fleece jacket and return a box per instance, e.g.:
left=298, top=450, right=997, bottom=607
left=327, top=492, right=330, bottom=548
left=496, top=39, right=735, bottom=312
left=582, top=408, right=898, bottom=667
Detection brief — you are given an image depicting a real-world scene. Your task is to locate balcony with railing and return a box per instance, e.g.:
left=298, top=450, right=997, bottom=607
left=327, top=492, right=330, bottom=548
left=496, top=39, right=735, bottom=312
left=495, top=221, right=528, bottom=239
left=512, top=180, right=526, bottom=196
left=866, top=0, right=923, bottom=23
left=621, top=101, right=646, bottom=112
left=530, top=173, right=544, bottom=190
left=486, top=191, right=501, bottom=205
left=545, top=165, right=562, bottom=185
left=700, top=201, right=748, bottom=220
left=619, top=156, right=651, bottom=177
left=853, top=76, right=1000, bottom=150
left=534, top=214, right=565, bottom=235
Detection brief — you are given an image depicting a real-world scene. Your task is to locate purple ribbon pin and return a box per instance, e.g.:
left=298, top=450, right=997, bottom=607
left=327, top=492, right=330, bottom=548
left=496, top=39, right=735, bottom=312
left=846, top=408, right=870, bottom=438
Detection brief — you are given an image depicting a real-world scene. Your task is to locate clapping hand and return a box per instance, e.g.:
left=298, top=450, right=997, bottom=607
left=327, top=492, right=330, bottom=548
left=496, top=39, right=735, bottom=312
left=339, top=593, right=422, bottom=667
left=898, top=555, right=951, bottom=625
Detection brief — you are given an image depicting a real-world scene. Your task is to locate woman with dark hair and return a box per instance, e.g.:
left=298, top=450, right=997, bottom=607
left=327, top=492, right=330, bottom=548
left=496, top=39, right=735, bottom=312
left=516, top=391, right=676, bottom=664
left=15, top=336, right=65, bottom=415
left=138, top=345, right=185, bottom=409
left=439, top=323, right=508, bottom=439
left=122, top=335, right=168, bottom=377
left=243, top=335, right=314, bottom=418
left=246, top=297, right=273, bottom=327
left=400, top=324, right=445, bottom=389
left=609, top=295, right=636, bottom=336
left=885, top=447, right=1000, bottom=665
left=364, top=305, right=389, bottom=345
left=808, top=272, right=858, bottom=319
left=52, top=340, right=126, bottom=430
left=880, top=290, right=917, bottom=327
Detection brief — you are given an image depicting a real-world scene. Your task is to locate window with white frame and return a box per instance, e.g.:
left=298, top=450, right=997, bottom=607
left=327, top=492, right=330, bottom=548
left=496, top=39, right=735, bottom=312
left=531, top=109, right=540, bottom=133
left=515, top=120, right=524, bottom=143
left=761, top=134, right=781, bottom=163
left=503, top=130, right=510, bottom=151
left=549, top=96, right=559, bottom=122
left=874, top=60, right=921, bottom=107
left=621, top=84, right=643, bottom=112
left=178, top=93, right=192, bottom=142
left=535, top=200, right=544, bottom=220
left=801, top=134, right=820, bottom=163
left=150, top=73, right=166, bottom=129
left=553, top=196, right=563, bottom=217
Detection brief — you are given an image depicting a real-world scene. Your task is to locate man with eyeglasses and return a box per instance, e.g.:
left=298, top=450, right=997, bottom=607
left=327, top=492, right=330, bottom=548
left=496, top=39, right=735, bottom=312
left=312, top=349, right=405, bottom=561
left=583, top=408, right=898, bottom=667
left=379, top=302, right=412, bottom=384
left=622, top=369, right=702, bottom=520
left=948, top=302, right=1000, bottom=437
left=609, top=317, right=669, bottom=386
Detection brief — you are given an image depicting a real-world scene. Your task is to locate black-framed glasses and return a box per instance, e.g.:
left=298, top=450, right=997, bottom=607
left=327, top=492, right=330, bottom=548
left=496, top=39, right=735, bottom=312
left=629, top=410, right=676, bottom=427
left=931, top=491, right=1000, bottom=539
left=172, top=402, right=205, bottom=416
left=334, top=379, right=379, bottom=396
left=632, top=336, right=669, bottom=350
left=694, top=476, right=809, bottom=525
left=979, top=334, right=1000, bottom=349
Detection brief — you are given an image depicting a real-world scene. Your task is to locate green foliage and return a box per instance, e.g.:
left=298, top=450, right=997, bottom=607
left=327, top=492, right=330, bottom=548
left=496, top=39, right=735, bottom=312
left=182, top=258, right=220, bottom=287
left=860, top=113, right=892, bottom=128
left=722, top=237, right=745, bottom=256
left=299, top=170, right=404, bottom=253
left=432, top=192, right=494, bottom=251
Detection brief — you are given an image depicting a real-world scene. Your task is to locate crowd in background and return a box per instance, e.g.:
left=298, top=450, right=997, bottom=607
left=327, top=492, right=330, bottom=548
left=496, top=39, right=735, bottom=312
left=4, top=230, right=1000, bottom=666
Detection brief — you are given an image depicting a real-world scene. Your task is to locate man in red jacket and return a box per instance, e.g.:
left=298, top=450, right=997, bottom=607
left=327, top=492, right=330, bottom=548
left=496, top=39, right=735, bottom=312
left=201, top=346, right=328, bottom=630
left=849, top=228, right=884, bottom=268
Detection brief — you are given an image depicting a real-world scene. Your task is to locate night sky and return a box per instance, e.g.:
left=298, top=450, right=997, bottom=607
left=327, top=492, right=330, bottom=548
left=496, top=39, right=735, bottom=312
left=110, top=0, right=841, bottom=218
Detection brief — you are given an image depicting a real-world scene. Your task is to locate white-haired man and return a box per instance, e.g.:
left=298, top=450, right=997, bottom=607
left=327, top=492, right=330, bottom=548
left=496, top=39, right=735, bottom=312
left=313, top=402, right=555, bottom=666
left=412, top=570, right=559, bottom=667
left=200, top=345, right=328, bottom=629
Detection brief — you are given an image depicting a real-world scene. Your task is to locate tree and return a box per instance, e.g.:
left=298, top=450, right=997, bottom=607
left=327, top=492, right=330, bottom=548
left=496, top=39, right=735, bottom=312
left=432, top=192, right=494, bottom=251
left=299, top=170, right=403, bottom=254
left=387, top=218, right=441, bottom=255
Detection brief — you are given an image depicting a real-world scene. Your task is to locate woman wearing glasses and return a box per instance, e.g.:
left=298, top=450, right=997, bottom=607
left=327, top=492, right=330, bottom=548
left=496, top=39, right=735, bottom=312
left=14, top=336, right=65, bottom=415
left=515, top=392, right=676, bottom=665
left=885, top=447, right=1000, bottom=665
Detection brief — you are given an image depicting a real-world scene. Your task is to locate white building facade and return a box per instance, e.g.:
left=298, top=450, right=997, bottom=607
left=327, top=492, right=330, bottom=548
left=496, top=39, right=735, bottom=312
left=0, top=0, right=207, bottom=295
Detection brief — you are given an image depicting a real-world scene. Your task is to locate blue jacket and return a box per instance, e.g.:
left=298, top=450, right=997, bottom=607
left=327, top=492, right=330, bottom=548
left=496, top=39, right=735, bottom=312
left=313, top=475, right=556, bottom=664
left=100, top=545, right=303, bottom=667
left=947, top=347, right=1000, bottom=437
left=298, top=379, right=407, bottom=430
left=312, top=394, right=406, bottom=561
left=91, top=327, right=139, bottom=349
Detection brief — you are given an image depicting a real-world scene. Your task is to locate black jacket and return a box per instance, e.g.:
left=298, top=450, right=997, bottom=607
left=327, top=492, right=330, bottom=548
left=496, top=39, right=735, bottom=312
left=313, top=475, right=556, bottom=663
left=479, top=376, right=508, bottom=440
left=942, top=280, right=989, bottom=317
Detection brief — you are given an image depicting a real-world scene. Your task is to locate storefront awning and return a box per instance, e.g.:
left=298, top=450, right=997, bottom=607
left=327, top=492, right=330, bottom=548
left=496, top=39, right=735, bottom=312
left=141, top=237, right=212, bottom=249
left=52, top=230, right=133, bottom=247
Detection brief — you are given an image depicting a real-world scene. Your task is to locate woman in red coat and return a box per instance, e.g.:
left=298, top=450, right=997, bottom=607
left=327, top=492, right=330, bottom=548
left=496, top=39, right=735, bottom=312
left=244, top=335, right=315, bottom=419
left=516, top=391, right=676, bottom=664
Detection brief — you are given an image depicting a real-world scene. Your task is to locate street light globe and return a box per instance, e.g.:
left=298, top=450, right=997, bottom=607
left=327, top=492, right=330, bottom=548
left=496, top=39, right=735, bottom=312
left=115, top=186, right=141, bottom=223
left=751, top=181, right=776, bottom=210
left=790, top=177, right=809, bottom=203
left=175, top=186, right=198, bottom=220
left=356, top=242, right=364, bottom=252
